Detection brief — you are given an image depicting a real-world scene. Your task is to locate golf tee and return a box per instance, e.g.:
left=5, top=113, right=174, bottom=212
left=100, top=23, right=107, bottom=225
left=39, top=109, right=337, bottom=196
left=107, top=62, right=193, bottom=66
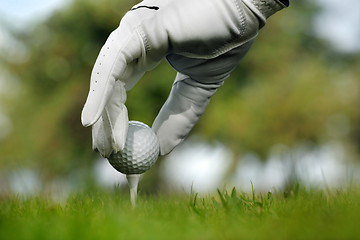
left=126, top=174, right=141, bottom=206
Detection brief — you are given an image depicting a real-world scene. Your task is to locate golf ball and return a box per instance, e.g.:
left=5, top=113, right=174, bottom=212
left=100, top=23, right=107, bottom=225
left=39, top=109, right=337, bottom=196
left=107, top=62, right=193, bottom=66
left=107, top=121, right=159, bottom=174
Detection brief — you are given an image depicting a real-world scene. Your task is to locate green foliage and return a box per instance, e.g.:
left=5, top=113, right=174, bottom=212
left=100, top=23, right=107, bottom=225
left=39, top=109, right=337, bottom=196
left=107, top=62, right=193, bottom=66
left=1, top=187, right=360, bottom=239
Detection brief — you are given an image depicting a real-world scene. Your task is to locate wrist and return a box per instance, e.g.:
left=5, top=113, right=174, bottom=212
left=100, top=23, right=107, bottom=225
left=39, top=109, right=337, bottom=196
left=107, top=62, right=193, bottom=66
left=241, top=0, right=288, bottom=26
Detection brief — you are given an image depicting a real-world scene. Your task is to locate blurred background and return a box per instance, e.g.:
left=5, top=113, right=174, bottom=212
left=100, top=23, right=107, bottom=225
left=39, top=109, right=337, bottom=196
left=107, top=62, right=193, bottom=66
left=0, top=0, right=359, bottom=199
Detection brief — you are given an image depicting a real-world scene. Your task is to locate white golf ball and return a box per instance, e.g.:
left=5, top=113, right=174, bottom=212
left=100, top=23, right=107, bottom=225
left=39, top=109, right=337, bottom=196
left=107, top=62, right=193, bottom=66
left=107, top=121, right=160, bottom=174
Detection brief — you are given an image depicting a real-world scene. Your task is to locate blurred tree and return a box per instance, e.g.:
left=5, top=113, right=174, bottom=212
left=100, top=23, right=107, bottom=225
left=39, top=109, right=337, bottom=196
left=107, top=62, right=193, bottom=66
left=0, top=0, right=359, bottom=189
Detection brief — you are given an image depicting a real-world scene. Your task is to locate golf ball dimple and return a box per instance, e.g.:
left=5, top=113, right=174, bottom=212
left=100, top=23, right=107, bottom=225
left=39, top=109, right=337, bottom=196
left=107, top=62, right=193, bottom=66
left=107, top=121, right=159, bottom=174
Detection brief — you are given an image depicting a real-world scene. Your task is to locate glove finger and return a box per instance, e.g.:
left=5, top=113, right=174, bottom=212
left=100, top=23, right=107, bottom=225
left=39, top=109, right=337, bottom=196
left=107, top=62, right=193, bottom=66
left=81, top=27, right=127, bottom=127
left=152, top=73, right=222, bottom=155
left=81, top=19, right=142, bottom=127
left=105, top=81, right=129, bottom=153
left=92, top=81, right=129, bottom=157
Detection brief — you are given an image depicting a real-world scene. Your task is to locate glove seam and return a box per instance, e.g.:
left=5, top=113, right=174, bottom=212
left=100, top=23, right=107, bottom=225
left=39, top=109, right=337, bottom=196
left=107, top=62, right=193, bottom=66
left=190, top=0, right=249, bottom=59
left=234, top=0, right=248, bottom=36
left=134, top=0, right=261, bottom=60
left=136, top=27, right=151, bottom=58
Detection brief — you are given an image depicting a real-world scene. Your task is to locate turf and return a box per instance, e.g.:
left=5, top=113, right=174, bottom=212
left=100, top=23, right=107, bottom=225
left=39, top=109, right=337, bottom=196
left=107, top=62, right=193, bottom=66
left=1, top=186, right=360, bottom=240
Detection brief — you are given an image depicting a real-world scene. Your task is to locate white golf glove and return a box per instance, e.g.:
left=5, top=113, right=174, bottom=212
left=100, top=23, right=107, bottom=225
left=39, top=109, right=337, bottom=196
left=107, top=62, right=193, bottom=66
left=81, top=0, right=288, bottom=157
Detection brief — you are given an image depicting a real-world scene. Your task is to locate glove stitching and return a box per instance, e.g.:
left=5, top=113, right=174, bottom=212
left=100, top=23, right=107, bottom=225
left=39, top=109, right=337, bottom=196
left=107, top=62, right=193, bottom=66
left=248, top=0, right=285, bottom=19
left=234, top=0, right=248, bottom=36
left=136, top=27, right=151, bottom=57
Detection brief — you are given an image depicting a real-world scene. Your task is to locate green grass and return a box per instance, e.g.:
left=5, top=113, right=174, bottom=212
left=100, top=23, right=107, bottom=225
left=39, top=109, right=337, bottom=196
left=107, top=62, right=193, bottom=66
left=1, top=186, right=360, bottom=240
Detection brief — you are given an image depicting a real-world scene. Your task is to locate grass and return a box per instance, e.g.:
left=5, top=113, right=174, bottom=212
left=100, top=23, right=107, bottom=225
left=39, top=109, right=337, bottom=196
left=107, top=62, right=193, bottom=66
left=1, top=185, right=360, bottom=240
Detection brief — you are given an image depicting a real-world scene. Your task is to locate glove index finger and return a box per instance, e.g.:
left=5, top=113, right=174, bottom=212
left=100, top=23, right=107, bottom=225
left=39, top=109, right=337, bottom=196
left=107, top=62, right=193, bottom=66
left=81, top=30, right=128, bottom=127
left=81, top=89, right=114, bottom=128
left=81, top=61, right=117, bottom=127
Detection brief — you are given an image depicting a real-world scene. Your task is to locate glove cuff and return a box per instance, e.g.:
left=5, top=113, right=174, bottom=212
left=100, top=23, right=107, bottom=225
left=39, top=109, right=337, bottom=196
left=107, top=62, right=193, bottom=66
left=241, top=0, right=288, bottom=26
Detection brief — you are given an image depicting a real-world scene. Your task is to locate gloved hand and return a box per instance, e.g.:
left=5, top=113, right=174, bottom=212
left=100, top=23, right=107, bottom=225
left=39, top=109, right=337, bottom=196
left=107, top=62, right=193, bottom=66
left=81, top=0, right=288, bottom=157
